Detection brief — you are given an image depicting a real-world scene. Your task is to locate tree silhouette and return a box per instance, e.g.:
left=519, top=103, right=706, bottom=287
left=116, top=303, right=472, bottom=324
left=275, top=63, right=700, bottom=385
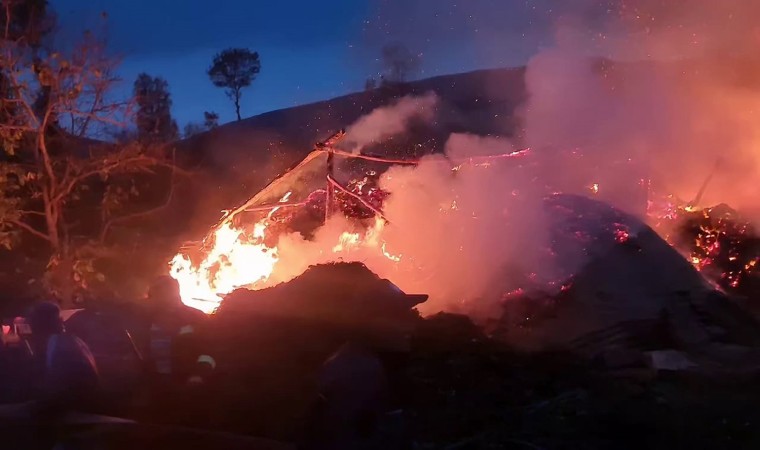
left=207, top=48, right=261, bottom=121
left=203, top=111, right=219, bottom=129
left=133, top=73, right=178, bottom=142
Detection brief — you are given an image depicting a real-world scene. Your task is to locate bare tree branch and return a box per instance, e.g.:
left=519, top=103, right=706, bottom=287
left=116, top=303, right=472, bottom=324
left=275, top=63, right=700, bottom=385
left=9, top=218, right=50, bottom=241
left=19, top=210, right=46, bottom=216
left=100, top=174, right=175, bottom=242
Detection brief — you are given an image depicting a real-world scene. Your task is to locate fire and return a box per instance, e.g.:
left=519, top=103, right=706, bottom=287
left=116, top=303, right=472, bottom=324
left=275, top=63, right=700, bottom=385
left=170, top=212, right=399, bottom=313
left=169, top=219, right=279, bottom=313
left=382, top=242, right=402, bottom=262
left=590, top=183, right=599, bottom=194
left=332, top=232, right=361, bottom=252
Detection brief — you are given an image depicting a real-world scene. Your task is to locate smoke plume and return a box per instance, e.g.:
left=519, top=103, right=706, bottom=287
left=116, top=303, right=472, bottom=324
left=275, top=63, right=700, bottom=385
left=518, top=1, right=760, bottom=221
left=269, top=132, right=550, bottom=316
left=291, top=0, right=760, bottom=314
left=343, top=92, right=439, bottom=153
left=181, top=1, right=760, bottom=323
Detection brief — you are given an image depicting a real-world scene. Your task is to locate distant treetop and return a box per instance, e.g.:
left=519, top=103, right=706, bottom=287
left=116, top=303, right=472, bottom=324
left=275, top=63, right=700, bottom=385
left=207, top=48, right=261, bottom=121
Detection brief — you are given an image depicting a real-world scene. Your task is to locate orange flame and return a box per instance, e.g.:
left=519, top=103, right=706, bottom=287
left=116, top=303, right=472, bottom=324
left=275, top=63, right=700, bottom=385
left=169, top=220, right=278, bottom=313
left=169, top=207, right=399, bottom=313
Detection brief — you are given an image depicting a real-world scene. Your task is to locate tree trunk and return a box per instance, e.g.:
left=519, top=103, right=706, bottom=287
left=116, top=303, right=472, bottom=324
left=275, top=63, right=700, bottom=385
left=38, top=127, right=60, bottom=254
left=234, top=93, right=241, bottom=121
left=42, top=189, right=61, bottom=253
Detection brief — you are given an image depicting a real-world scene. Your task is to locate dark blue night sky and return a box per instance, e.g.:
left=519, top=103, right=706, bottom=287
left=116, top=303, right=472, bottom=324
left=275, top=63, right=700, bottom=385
left=52, top=0, right=562, bottom=128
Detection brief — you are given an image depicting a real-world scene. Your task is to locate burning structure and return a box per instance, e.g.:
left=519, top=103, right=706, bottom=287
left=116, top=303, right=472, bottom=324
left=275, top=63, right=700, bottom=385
left=167, top=118, right=759, bottom=353
left=169, top=131, right=404, bottom=313
left=167, top=0, right=760, bottom=348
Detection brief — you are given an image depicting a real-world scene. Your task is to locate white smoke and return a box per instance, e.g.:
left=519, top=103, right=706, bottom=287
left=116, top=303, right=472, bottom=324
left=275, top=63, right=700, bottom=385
left=372, top=134, right=550, bottom=316
left=271, top=0, right=760, bottom=317
left=263, top=131, right=554, bottom=318
left=194, top=1, right=760, bottom=323
left=518, top=2, right=760, bottom=221
left=343, top=92, right=439, bottom=153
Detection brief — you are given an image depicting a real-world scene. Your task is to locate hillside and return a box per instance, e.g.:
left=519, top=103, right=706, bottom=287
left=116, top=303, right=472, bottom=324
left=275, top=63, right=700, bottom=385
left=174, top=66, right=528, bottom=233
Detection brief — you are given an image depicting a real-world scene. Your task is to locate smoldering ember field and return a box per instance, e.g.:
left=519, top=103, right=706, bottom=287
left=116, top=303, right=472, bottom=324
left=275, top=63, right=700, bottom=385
left=2, top=1, right=760, bottom=449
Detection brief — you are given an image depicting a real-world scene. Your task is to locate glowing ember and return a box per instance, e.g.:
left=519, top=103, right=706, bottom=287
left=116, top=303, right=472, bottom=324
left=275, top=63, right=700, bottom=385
left=590, top=183, right=599, bottom=194
left=650, top=200, right=760, bottom=295
left=614, top=227, right=630, bottom=243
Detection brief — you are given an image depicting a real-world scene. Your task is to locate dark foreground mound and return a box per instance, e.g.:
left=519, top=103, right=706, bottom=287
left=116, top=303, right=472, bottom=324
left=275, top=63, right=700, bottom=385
left=402, top=313, right=760, bottom=449
left=202, top=262, right=426, bottom=439
left=216, top=262, right=426, bottom=327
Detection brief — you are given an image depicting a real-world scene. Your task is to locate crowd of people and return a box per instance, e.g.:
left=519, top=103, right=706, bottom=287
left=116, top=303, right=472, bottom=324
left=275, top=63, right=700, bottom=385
left=0, top=274, right=400, bottom=449
left=0, top=276, right=219, bottom=446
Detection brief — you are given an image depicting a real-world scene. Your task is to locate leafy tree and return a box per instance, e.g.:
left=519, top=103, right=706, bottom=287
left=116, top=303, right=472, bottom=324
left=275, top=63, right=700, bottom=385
left=381, top=43, right=421, bottom=84
left=207, top=48, right=260, bottom=121
left=0, top=16, right=179, bottom=304
left=133, top=73, right=178, bottom=143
